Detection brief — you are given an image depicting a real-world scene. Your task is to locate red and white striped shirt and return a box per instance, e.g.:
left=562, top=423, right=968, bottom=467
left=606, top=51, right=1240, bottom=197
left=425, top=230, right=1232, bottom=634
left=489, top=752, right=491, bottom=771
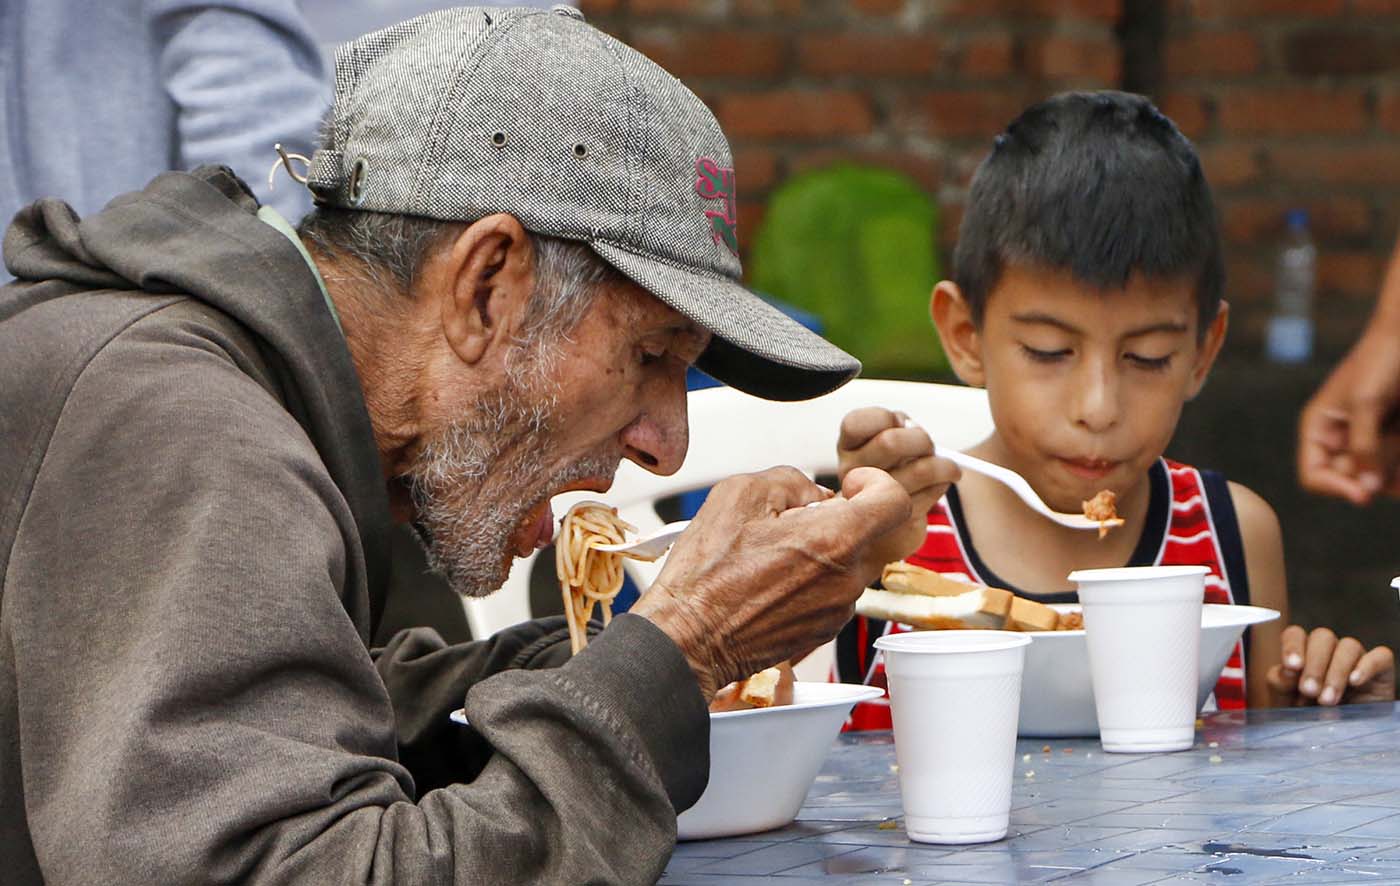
left=839, top=458, right=1250, bottom=731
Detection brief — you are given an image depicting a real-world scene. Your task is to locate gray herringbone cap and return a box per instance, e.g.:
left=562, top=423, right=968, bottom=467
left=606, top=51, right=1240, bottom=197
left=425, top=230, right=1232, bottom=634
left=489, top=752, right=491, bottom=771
left=307, top=5, right=859, bottom=401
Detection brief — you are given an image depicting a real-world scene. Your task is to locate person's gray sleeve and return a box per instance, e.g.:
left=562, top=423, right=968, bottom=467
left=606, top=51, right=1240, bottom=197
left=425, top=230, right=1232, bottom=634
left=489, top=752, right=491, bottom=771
left=8, top=312, right=708, bottom=884
left=146, top=0, right=329, bottom=221
left=371, top=617, right=602, bottom=793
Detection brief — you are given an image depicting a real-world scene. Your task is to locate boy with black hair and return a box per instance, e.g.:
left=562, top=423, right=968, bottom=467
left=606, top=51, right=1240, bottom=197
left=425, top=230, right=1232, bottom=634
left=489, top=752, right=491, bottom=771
left=837, top=91, right=1393, bottom=729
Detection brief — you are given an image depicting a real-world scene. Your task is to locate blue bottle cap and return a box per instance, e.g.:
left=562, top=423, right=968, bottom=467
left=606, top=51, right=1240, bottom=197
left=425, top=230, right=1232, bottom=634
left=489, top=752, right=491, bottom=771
left=1286, top=208, right=1309, bottom=230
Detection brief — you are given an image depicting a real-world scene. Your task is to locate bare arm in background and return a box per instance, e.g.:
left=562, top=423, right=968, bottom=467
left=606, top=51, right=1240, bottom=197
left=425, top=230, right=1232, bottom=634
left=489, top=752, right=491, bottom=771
left=1298, top=237, right=1400, bottom=504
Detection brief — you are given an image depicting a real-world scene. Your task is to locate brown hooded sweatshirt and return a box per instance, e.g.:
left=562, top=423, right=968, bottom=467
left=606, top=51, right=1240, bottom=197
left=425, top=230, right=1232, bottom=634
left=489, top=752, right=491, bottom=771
left=0, top=167, right=708, bottom=884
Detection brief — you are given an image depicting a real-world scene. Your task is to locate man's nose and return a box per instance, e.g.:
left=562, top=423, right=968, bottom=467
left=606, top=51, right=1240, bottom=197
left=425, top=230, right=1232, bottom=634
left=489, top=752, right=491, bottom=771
left=1072, top=356, right=1121, bottom=433
left=619, top=379, right=690, bottom=476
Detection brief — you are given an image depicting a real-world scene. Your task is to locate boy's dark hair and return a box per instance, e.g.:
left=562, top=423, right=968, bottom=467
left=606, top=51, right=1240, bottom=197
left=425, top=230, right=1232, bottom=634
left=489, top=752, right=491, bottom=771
left=954, top=91, right=1223, bottom=335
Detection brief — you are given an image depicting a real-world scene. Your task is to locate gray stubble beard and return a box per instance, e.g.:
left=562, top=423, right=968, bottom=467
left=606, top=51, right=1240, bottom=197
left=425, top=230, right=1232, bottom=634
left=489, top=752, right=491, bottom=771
left=403, top=345, right=618, bottom=599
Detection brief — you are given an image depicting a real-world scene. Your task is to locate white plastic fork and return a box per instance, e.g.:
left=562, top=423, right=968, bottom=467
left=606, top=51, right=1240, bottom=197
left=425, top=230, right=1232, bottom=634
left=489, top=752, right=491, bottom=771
left=590, top=520, right=691, bottom=560
left=939, top=449, right=1123, bottom=533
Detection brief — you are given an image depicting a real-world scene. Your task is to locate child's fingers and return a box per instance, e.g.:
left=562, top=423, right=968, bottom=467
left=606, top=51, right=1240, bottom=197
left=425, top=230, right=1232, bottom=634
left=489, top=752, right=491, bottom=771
left=1265, top=663, right=1300, bottom=705
left=851, top=426, right=935, bottom=471
left=1298, top=627, right=1339, bottom=700
left=887, top=455, right=961, bottom=500
left=1279, top=624, right=1307, bottom=673
left=1320, top=636, right=1365, bottom=705
left=838, top=408, right=903, bottom=453
left=1349, top=646, right=1397, bottom=701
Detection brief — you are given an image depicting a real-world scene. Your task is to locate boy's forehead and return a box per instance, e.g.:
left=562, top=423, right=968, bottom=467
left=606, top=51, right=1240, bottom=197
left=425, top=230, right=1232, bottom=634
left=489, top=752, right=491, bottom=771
left=988, top=264, right=1199, bottom=333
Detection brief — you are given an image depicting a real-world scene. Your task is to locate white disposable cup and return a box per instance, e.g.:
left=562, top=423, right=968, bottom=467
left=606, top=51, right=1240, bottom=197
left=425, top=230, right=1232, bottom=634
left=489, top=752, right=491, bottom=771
left=873, top=630, right=1030, bottom=844
left=1069, top=565, right=1207, bottom=753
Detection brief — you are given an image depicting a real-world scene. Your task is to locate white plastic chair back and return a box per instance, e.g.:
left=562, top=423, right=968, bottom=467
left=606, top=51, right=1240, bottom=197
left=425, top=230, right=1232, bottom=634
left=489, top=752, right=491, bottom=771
left=463, top=378, right=994, bottom=674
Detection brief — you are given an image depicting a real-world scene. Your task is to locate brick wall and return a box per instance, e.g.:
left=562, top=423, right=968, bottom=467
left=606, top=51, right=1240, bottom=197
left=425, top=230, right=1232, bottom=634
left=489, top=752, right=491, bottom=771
left=579, top=0, right=1122, bottom=276
left=579, top=0, right=1399, bottom=360
left=1162, top=0, right=1400, bottom=357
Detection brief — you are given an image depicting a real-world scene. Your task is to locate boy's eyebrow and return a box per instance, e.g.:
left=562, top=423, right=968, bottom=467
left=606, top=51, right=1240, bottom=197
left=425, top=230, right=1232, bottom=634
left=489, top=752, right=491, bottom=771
left=1010, top=312, right=1190, bottom=338
left=1010, top=311, right=1082, bottom=333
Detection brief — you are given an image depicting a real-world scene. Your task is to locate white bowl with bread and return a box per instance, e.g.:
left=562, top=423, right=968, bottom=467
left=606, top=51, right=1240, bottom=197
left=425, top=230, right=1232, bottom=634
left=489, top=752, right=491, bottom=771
left=857, top=563, right=1280, bottom=738
left=676, top=676, right=882, bottom=841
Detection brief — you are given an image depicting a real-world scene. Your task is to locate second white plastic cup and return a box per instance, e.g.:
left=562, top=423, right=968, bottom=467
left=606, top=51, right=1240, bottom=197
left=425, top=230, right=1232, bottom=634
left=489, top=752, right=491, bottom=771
left=874, top=630, right=1030, bottom=844
left=1069, top=565, right=1207, bottom=753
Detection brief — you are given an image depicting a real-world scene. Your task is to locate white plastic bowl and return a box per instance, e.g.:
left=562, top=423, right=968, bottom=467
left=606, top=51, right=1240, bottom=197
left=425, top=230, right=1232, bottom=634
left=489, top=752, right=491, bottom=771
left=676, top=682, right=883, bottom=841
left=1018, top=603, right=1280, bottom=737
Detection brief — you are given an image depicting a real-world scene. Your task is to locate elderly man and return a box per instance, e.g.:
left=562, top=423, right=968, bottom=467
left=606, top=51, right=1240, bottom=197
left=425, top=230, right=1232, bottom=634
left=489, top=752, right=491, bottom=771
left=0, top=7, right=953, bottom=885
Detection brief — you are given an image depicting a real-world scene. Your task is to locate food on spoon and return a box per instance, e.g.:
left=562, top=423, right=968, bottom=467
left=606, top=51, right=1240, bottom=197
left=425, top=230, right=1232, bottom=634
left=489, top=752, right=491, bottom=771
left=1082, top=489, right=1125, bottom=539
left=862, top=562, right=1082, bottom=631
left=710, top=662, right=796, bottom=712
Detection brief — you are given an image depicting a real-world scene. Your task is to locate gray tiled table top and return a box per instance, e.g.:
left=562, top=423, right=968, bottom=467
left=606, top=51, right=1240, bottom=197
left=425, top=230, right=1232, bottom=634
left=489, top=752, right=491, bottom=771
left=662, top=703, right=1400, bottom=885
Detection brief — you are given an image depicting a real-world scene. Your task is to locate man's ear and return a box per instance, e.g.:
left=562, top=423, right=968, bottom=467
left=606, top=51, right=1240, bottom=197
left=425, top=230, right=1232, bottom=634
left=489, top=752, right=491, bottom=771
left=1186, top=300, right=1229, bottom=399
left=425, top=213, right=534, bottom=366
left=930, top=280, right=986, bottom=387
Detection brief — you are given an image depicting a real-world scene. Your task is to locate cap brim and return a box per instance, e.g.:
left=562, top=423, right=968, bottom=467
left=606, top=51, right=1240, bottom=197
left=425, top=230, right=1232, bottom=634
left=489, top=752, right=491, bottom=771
left=591, top=240, right=860, bottom=401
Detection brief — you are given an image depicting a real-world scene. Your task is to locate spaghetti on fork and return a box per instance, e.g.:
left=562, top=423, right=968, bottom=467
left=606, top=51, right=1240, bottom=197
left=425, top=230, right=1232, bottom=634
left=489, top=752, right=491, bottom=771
left=556, top=502, right=658, bottom=654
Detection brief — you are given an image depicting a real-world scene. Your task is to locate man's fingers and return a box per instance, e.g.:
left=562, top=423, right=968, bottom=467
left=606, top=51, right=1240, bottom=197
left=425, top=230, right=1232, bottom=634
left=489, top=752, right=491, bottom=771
left=1321, top=637, right=1365, bottom=705
left=734, top=466, right=828, bottom=513
left=837, top=408, right=903, bottom=453
left=1299, top=627, right=1338, bottom=700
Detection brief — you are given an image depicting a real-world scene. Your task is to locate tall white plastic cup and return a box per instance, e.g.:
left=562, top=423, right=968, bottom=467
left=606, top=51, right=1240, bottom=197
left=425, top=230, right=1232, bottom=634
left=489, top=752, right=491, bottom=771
left=1069, top=565, right=1207, bottom=753
left=873, top=630, right=1030, bottom=844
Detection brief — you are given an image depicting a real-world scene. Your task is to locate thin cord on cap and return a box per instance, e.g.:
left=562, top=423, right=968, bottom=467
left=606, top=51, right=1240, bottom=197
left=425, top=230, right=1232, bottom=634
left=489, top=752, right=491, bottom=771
left=267, top=143, right=311, bottom=191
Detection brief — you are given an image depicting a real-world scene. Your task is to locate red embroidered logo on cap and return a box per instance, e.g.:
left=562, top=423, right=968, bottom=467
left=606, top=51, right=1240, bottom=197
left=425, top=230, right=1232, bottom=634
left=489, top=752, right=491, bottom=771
left=694, top=158, right=738, bottom=256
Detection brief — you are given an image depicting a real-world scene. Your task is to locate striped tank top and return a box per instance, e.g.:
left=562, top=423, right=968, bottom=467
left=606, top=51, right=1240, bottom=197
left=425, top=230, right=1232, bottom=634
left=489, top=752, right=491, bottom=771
left=837, top=458, right=1251, bottom=731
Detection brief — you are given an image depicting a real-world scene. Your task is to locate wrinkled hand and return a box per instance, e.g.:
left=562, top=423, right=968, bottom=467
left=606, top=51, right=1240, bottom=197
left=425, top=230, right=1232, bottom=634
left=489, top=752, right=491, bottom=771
left=631, top=465, right=911, bottom=699
left=1298, top=330, right=1400, bottom=505
left=1266, top=625, right=1396, bottom=707
left=836, top=408, right=961, bottom=568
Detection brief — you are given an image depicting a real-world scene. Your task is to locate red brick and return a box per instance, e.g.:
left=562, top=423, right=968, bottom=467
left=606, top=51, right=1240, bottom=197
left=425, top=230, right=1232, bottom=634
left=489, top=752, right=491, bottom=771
left=733, top=0, right=804, bottom=14
left=632, top=30, right=786, bottom=79
left=1349, top=0, right=1400, bottom=11
left=960, top=33, right=1016, bottom=79
left=1381, top=91, right=1400, bottom=132
left=717, top=90, right=876, bottom=139
left=797, top=33, right=942, bottom=77
left=787, top=149, right=943, bottom=194
left=578, top=0, right=620, bottom=14
left=912, top=90, right=1034, bottom=138
left=1024, top=34, right=1121, bottom=82
left=939, top=0, right=1120, bottom=21
left=629, top=0, right=724, bottom=13
left=1199, top=144, right=1263, bottom=189
left=1191, top=0, right=1343, bottom=15
left=1220, top=198, right=1372, bottom=245
left=1165, top=31, right=1263, bottom=78
left=1217, top=88, right=1367, bottom=135
left=851, top=0, right=904, bottom=13
left=1271, top=145, right=1400, bottom=185
left=1159, top=93, right=1210, bottom=138
left=1319, top=252, right=1383, bottom=298
left=940, top=202, right=966, bottom=251
left=736, top=199, right=766, bottom=256
left=1224, top=255, right=1273, bottom=304
left=1284, top=29, right=1400, bottom=77
left=732, top=146, right=779, bottom=192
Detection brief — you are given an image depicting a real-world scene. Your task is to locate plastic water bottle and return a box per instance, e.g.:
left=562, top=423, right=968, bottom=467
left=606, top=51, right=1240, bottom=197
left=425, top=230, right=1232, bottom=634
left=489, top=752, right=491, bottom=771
left=1264, top=209, right=1316, bottom=364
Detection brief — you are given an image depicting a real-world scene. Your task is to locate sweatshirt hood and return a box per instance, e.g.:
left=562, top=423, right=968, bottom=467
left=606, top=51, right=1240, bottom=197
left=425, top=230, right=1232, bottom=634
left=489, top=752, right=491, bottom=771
left=2, top=166, right=394, bottom=634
